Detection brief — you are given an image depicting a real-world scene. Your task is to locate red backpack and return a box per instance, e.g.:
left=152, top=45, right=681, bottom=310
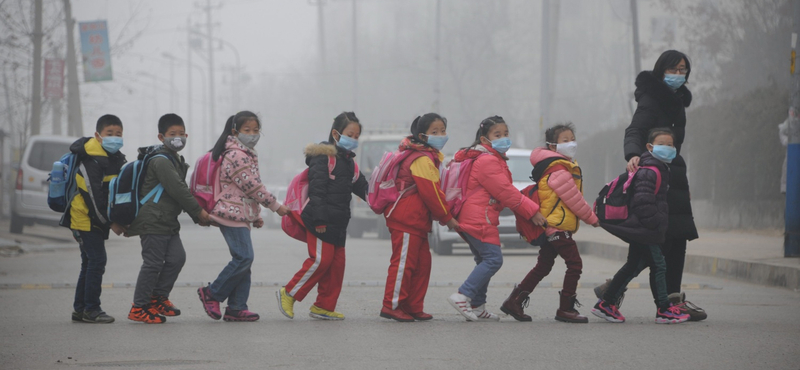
left=515, top=158, right=569, bottom=246
left=190, top=151, right=223, bottom=213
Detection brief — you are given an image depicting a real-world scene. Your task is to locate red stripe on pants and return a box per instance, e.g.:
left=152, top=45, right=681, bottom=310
left=517, top=231, right=583, bottom=296
left=383, top=229, right=431, bottom=312
left=285, top=229, right=346, bottom=312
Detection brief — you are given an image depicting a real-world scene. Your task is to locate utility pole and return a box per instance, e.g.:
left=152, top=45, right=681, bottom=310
left=309, top=0, right=326, bottom=69
left=786, top=0, right=800, bottom=257
left=30, top=0, right=43, bottom=136
left=163, top=53, right=176, bottom=112
left=63, top=0, right=82, bottom=137
left=196, top=0, right=220, bottom=135
left=538, top=0, right=552, bottom=141
left=186, top=17, right=193, bottom=135
left=630, top=0, right=641, bottom=74
left=433, top=0, right=441, bottom=112
left=352, top=0, right=358, bottom=112
left=51, top=48, right=63, bottom=135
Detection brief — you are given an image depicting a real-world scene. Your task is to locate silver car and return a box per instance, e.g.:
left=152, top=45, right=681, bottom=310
left=10, top=135, right=79, bottom=234
left=429, top=148, right=534, bottom=255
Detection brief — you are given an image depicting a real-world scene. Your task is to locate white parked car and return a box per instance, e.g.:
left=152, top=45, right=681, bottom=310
left=10, top=135, right=79, bottom=234
left=429, top=148, right=534, bottom=255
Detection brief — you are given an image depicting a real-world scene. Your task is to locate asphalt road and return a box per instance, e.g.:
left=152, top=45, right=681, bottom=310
left=0, top=223, right=798, bottom=370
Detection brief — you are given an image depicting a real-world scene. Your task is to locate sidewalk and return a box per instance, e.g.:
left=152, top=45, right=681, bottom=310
left=574, top=226, right=800, bottom=291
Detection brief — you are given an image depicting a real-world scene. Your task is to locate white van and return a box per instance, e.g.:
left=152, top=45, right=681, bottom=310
left=10, top=135, right=79, bottom=234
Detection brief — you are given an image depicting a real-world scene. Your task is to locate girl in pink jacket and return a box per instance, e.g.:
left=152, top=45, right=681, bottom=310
left=446, top=116, right=539, bottom=321
left=197, top=111, right=289, bottom=322
left=500, top=123, right=599, bottom=323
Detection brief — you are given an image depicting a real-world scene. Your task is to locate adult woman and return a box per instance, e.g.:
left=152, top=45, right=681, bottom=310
left=596, top=50, right=706, bottom=321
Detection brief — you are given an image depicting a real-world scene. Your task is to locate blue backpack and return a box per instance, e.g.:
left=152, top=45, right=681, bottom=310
left=108, top=153, right=174, bottom=226
left=47, top=153, right=80, bottom=213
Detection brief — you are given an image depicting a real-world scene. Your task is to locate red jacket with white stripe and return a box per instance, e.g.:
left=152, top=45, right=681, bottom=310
left=384, top=138, right=453, bottom=238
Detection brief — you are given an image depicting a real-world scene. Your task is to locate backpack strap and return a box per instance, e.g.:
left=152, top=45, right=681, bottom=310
left=327, top=156, right=336, bottom=180
left=623, top=166, right=662, bottom=194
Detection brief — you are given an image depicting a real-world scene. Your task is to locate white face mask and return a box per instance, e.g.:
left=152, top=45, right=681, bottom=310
left=548, top=141, right=577, bottom=159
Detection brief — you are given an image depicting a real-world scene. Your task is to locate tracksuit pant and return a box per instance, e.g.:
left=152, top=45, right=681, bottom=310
left=517, top=231, right=583, bottom=296
left=285, top=228, right=345, bottom=312
left=383, top=229, right=432, bottom=313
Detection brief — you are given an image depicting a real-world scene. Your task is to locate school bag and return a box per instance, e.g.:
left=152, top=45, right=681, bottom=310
left=514, top=158, right=569, bottom=246
left=190, top=151, right=223, bottom=213
left=282, top=156, right=360, bottom=242
left=108, top=152, right=177, bottom=226
left=593, top=166, right=662, bottom=224
left=367, top=150, right=430, bottom=216
left=47, top=152, right=80, bottom=213
left=438, top=153, right=490, bottom=217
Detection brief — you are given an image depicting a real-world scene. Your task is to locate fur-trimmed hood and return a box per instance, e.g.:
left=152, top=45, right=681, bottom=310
left=304, top=142, right=339, bottom=157
left=634, top=71, right=692, bottom=109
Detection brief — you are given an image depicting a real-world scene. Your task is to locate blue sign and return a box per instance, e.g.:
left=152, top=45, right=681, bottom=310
left=79, top=20, right=113, bottom=82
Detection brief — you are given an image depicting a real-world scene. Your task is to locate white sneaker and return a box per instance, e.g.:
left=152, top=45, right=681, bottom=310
left=447, top=292, right=478, bottom=321
left=471, top=304, right=500, bottom=322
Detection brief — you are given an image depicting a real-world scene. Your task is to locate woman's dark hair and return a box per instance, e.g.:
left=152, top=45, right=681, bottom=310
left=410, top=113, right=447, bottom=145
left=652, top=50, right=691, bottom=82
left=544, top=122, right=575, bottom=147
left=328, top=111, right=361, bottom=143
left=647, top=127, right=675, bottom=144
left=211, top=110, right=261, bottom=160
left=467, top=115, right=506, bottom=148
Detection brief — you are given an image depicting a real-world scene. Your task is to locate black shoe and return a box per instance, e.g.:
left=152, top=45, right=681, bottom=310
left=82, top=310, right=115, bottom=323
left=71, top=310, right=85, bottom=323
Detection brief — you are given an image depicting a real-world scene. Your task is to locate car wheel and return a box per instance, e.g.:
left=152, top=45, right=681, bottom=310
left=429, top=228, right=453, bottom=255
left=9, top=213, right=24, bottom=234
left=347, top=224, right=364, bottom=238
left=377, top=218, right=391, bottom=240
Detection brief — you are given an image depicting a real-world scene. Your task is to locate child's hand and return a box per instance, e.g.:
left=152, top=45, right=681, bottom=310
left=110, top=223, right=126, bottom=236
left=315, top=226, right=327, bottom=234
left=276, top=205, right=290, bottom=216
left=198, top=209, right=211, bottom=225
left=254, top=219, right=264, bottom=228
left=592, top=222, right=600, bottom=227
left=626, top=156, right=640, bottom=172
left=531, top=212, right=547, bottom=226
left=446, top=218, right=459, bottom=231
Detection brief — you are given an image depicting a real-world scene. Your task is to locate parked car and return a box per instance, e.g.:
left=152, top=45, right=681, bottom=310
left=260, top=186, right=287, bottom=229
left=429, top=148, right=533, bottom=255
left=10, top=135, right=79, bottom=234
left=348, top=131, right=407, bottom=239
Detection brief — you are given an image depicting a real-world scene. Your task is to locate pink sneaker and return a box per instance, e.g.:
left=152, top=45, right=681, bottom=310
left=223, top=308, right=260, bottom=322
left=197, top=286, right=221, bottom=320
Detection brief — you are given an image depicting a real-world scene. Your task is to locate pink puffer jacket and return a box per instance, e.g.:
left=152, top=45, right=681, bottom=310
left=455, top=144, right=538, bottom=245
left=211, top=136, right=281, bottom=224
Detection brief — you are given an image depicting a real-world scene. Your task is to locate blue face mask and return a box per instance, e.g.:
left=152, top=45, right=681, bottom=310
left=489, top=137, right=512, bottom=153
left=101, top=136, right=123, bottom=154
left=335, top=131, right=359, bottom=151
left=424, top=134, right=448, bottom=151
left=663, top=74, right=686, bottom=90
left=651, top=145, right=676, bottom=163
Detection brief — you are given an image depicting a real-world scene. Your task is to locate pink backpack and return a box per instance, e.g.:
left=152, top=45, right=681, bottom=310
left=281, top=156, right=360, bottom=242
left=438, top=154, right=486, bottom=217
left=190, top=151, right=223, bottom=213
left=367, top=150, right=429, bottom=216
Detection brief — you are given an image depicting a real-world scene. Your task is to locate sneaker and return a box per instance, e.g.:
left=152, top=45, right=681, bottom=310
left=594, top=279, right=626, bottom=308
left=656, top=304, right=690, bottom=324
left=447, top=292, right=478, bottom=321
left=379, top=307, right=415, bottom=322
left=591, top=299, right=625, bottom=323
left=151, top=295, right=181, bottom=316
left=471, top=304, right=500, bottom=322
left=127, top=304, right=166, bottom=324
left=197, top=287, right=222, bottom=320
left=276, top=287, right=295, bottom=319
left=309, top=305, right=345, bottom=320
left=82, top=310, right=115, bottom=323
left=71, top=310, right=84, bottom=323
left=223, top=307, right=260, bottom=322
left=668, top=292, right=707, bottom=322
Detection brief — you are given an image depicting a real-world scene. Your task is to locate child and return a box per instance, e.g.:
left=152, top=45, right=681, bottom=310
left=501, top=122, right=599, bottom=323
left=592, top=128, right=690, bottom=324
left=447, top=116, right=539, bottom=321
left=61, top=114, right=127, bottom=323
left=276, top=112, right=369, bottom=321
left=197, top=111, right=290, bottom=322
left=380, top=113, right=459, bottom=322
left=126, top=113, right=211, bottom=324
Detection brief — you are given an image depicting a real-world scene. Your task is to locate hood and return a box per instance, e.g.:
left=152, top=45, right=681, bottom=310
left=634, top=71, right=692, bottom=108
left=70, top=137, right=107, bottom=158
left=136, top=144, right=176, bottom=161
left=399, top=137, right=444, bottom=162
left=454, top=143, right=505, bottom=162
left=529, top=147, right=570, bottom=166
left=304, top=142, right=338, bottom=157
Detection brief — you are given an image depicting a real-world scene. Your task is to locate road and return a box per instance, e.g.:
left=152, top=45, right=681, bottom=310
left=0, top=222, right=798, bottom=370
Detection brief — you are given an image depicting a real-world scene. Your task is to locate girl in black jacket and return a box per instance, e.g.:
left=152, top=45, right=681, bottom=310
left=277, top=112, right=368, bottom=321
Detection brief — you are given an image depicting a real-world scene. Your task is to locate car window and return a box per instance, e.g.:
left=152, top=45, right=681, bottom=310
left=507, top=155, right=532, bottom=183
left=27, top=141, right=72, bottom=172
left=360, top=140, right=399, bottom=173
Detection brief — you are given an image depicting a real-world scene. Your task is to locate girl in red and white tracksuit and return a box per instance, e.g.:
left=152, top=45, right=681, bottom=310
left=380, top=114, right=459, bottom=322
left=447, top=116, right=539, bottom=322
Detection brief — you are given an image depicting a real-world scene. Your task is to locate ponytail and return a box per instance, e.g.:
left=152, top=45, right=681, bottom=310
left=211, top=111, right=261, bottom=161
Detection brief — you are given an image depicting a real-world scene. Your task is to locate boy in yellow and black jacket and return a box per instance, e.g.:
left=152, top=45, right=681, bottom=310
left=60, top=114, right=127, bottom=324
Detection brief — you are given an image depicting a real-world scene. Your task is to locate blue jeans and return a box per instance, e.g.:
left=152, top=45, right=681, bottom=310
left=209, top=226, right=254, bottom=310
left=73, top=230, right=107, bottom=312
left=458, top=233, right=503, bottom=307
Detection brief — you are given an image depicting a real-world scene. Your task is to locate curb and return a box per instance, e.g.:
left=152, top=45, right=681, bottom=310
left=577, top=241, right=800, bottom=291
